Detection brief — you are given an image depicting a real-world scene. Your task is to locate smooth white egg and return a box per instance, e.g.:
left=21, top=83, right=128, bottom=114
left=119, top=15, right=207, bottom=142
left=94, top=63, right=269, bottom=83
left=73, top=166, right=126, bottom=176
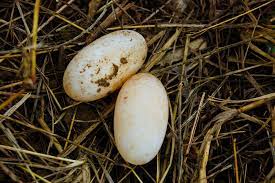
left=114, top=73, right=169, bottom=165
left=63, top=30, right=147, bottom=102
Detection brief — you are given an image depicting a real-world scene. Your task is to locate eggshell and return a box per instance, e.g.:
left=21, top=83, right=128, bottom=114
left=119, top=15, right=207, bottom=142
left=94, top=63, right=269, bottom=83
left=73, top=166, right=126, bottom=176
left=63, top=30, right=147, bottom=102
left=114, top=73, right=169, bottom=165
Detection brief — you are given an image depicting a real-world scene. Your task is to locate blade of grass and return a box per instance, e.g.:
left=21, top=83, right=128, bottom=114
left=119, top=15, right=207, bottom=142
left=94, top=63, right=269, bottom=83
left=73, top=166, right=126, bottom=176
left=0, top=89, right=24, bottom=111
left=30, top=0, right=41, bottom=83
left=233, top=138, right=240, bottom=183
left=64, top=107, right=77, bottom=149
left=144, top=28, right=182, bottom=71
left=0, top=145, right=84, bottom=164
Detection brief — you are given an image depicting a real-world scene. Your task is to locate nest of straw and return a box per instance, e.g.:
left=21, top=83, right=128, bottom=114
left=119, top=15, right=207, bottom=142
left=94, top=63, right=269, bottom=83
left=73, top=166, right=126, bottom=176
left=0, top=0, right=274, bottom=182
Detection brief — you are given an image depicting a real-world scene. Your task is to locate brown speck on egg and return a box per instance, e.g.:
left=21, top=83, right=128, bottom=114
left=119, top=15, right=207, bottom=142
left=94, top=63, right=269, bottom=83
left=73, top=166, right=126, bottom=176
left=120, top=57, right=128, bottom=64
left=97, top=88, right=101, bottom=93
left=107, top=63, right=119, bottom=80
left=95, top=78, right=110, bottom=87
left=94, top=63, right=118, bottom=88
left=80, top=64, right=92, bottom=73
left=96, top=68, right=100, bottom=74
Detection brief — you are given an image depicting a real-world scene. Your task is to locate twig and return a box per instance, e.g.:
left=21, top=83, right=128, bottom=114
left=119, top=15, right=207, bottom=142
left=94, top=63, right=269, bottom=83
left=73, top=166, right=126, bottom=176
left=37, top=98, right=64, bottom=153
left=178, top=33, right=189, bottom=182
left=0, top=145, right=84, bottom=164
left=0, top=162, right=23, bottom=183
left=0, top=93, right=36, bottom=181
left=194, top=0, right=274, bottom=35
left=64, top=107, right=77, bottom=149
left=271, top=107, right=275, bottom=183
left=107, top=23, right=206, bottom=31
left=199, top=94, right=275, bottom=183
left=19, top=166, right=51, bottom=183
left=86, top=1, right=133, bottom=43
left=18, top=0, right=76, bottom=46
left=272, top=106, right=275, bottom=150
left=0, top=81, right=23, bottom=90
left=0, top=89, right=24, bottom=111
left=144, top=28, right=182, bottom=71
left=233, top=138, right=240, bottom=183
left=185, top=92, right=205, bottom=159
left=159, top=100, right=176, bottom=183
left=30, top=0, right=41, bottom=83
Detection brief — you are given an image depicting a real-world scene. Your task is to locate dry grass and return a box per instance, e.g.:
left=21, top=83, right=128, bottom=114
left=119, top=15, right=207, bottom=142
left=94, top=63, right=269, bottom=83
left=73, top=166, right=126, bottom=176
left=0, top=0, right=275, bottom=182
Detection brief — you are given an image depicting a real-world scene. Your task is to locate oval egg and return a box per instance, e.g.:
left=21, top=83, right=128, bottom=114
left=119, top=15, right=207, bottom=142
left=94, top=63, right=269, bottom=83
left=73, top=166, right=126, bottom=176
left=114, top=73, right=169, bottom=165
left=63, top=30, right=148, bottom=102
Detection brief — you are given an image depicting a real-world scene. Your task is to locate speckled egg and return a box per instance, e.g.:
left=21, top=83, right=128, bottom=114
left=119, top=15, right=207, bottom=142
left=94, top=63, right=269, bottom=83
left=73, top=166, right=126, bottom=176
left=63, top=30, right=147, bottom=102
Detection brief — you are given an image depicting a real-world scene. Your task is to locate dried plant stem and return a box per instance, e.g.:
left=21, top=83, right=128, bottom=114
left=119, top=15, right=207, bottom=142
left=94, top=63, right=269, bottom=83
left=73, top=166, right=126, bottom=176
left=194, top=0, right=274, bottom=35
left=178, top=34, right=190, bottom=182
left=107, top=23, right=206, bottom=30
left=210, top=92, right=275, bottom=104
left=147, top=30, right=166, bottom=47
left=15, top=1, right=31, bottom=35
left=0, top=162, right=23, bottom=183
left=0, top=93, right=36, bottom=181
left=185, top=92, right=205, bottom=158
left=21, top=1, right=85, bottom=31
left=19, top=166, right=51, bottom=183
left=199, top=132, right=211, bottom=183
left=233, top=138, right=240, bottom=183
left=37, top=117, right=64, bottom=153
left=18, top=0, right=75, bottom=46
left=144, top=28, right=182, bottom=71
left=272, top=106, right=275, bottom=148
left=199, top=93, right=275, bottom=182
left=64, top=107, right=77, bottom=149
left=0, top=144, right=83, bottom=164
left=0, top=89, right=24, bottom=111
left=38, top=98, right=63, bottom=153
left=0, top=81, right=23, bottom=90
left=86, top=1, right=133, bottom=43
left=30, top=0, right=40, bottom=83
left=248, top=42, right=275, bottom=63
left=159, top=100, right=176, bottom=183
left=271, top=107, right=275, bottom=183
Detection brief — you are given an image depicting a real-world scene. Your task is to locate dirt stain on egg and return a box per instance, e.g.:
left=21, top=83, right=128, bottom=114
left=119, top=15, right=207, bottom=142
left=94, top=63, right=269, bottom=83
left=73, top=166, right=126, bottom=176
left=96, top=68, right=100, bottom=74
left=120, top=57, right=128, bottom=64
left=80, top=64, right=92, bottom=73
left=95, top=78, right=110, bottom=87
left=108, top=63, right=118, bottom=79
left=93, top=64, right=119, bottom=87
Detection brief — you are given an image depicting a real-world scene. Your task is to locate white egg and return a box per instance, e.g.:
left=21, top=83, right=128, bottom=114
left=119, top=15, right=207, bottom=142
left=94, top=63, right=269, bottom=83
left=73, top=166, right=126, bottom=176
left=63, top=30, right=147, bottom=102
left=114, top=73, right=169, bottom=165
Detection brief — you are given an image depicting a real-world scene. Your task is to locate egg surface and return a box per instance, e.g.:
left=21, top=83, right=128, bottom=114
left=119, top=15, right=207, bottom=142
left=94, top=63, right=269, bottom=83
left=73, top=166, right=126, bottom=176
left=63, top=30, right=147, bottom=102
left=114, top=73, right=169, bottom=165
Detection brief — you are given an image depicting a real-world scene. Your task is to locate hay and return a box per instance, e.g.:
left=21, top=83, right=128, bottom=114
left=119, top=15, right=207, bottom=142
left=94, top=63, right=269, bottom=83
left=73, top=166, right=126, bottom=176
left=0, top=0, right=274, bottom=182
